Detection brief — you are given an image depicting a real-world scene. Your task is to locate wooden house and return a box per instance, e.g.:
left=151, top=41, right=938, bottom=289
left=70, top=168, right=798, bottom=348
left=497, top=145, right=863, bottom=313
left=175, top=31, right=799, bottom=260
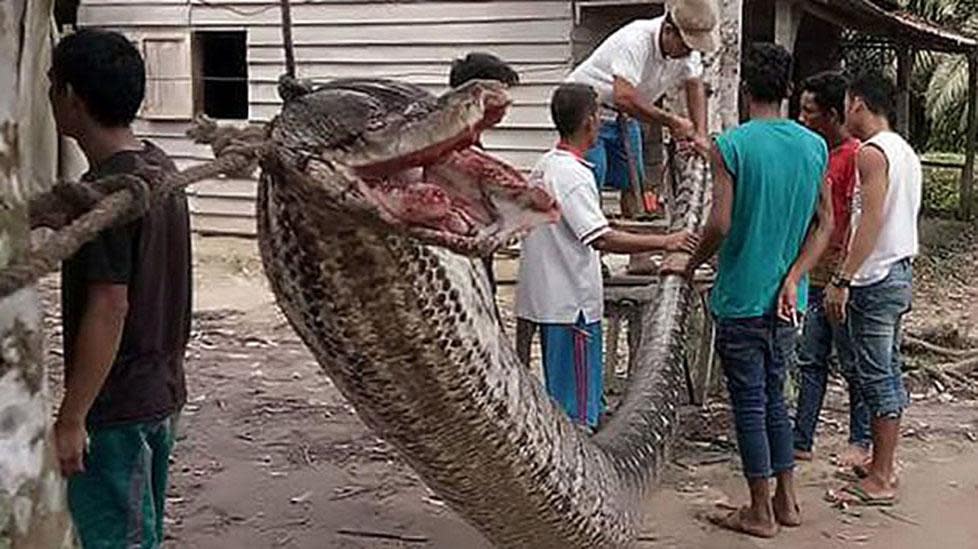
left=75, top=0, right=977, bottom=234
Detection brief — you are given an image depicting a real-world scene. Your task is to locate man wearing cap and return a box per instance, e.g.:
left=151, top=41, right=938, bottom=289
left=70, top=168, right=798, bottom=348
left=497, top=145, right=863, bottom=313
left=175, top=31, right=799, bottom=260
left=567, top=0, right=718, bottom=223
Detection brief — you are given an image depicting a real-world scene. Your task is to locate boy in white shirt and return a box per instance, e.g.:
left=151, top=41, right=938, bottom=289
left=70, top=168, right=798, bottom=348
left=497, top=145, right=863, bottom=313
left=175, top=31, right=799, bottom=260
left=515, top=83, right=697, bottom=429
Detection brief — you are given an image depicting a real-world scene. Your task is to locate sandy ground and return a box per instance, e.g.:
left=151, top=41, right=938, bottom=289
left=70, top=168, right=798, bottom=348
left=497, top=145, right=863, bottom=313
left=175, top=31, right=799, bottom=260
left=38, top=219, right=978, bottom=549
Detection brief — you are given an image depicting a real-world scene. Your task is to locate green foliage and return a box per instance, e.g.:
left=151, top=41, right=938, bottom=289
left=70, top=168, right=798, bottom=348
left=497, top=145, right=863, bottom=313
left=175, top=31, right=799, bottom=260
left=906, top=0, right=978, bottom=152
left=921, top=152, right=965, bottom=216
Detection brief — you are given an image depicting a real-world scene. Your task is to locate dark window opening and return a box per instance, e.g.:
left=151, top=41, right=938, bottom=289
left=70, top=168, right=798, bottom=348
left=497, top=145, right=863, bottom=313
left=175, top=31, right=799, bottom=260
left=194, top=31, right=248, bottom=120
left=54, top=0, right=80, bottom=30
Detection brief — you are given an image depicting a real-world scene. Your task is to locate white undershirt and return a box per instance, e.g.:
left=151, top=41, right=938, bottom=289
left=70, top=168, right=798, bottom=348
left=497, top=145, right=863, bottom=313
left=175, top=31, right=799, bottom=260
left=850, top=131, right=922, bottom=286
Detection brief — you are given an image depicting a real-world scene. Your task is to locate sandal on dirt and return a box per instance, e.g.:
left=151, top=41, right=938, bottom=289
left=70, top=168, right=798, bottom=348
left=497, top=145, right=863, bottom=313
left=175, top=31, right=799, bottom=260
left=846, top=464, right=901, bottom=487
left=825, top=484, right=898, bottom=507
left=708, top=506, right=779, bottom=538
left=833, top=469, right=861, bottom=483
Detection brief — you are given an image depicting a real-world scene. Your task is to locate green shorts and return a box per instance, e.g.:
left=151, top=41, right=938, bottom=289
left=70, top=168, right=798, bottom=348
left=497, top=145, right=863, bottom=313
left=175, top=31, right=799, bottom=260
left=68, top=415, right=175, bottom=549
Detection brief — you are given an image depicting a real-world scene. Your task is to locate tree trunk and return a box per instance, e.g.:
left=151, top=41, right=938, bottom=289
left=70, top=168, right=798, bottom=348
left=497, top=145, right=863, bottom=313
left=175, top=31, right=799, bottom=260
left=0, top=0, right=76, bottom=546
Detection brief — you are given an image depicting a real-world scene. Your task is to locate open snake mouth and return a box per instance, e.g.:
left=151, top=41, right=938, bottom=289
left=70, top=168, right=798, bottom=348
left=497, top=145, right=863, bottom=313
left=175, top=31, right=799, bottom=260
left=270, top=78, right=560, bottom=256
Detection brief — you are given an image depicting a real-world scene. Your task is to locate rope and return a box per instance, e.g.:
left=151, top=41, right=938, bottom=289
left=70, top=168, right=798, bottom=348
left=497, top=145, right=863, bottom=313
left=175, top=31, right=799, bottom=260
left=0, top=146, right=261, bottom=300
left=280, top=0, right=296, bottom=79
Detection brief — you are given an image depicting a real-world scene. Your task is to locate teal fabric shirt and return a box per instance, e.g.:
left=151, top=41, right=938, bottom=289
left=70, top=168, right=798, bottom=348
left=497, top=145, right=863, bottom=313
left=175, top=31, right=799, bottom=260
left=710, top=119, right=828, bottom=319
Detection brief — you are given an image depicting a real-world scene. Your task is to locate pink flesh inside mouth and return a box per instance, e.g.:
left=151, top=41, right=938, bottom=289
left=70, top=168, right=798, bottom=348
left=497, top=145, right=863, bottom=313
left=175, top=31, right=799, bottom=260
left=353, top=115, right=560, bottom=247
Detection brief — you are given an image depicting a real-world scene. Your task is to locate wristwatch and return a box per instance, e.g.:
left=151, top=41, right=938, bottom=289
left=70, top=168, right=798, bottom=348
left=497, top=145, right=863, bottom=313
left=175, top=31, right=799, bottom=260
left=830, top=273, right=851, bottom=289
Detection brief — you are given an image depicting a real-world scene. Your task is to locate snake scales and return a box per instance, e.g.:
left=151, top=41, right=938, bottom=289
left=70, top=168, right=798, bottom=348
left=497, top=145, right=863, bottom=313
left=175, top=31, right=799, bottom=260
left=255, top=76, right=710, bottom=548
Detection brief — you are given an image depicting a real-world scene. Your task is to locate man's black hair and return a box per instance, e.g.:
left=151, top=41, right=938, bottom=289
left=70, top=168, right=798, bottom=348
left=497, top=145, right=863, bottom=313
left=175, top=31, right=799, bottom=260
left=51, top=28, right=145, bottom=127
left=801, top=70, right=848, bottom=118
left=848, top=70, right=897, bottom=118
left=742, top=42, right=793, bottom=103
left=550, top=83, right=597, bottom=139
left=449, top=52, right=520, bottom=88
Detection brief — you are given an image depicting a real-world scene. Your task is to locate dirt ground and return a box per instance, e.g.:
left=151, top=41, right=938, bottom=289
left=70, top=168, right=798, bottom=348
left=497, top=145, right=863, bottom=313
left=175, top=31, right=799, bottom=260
left=38, top=218, right=978, bottom=548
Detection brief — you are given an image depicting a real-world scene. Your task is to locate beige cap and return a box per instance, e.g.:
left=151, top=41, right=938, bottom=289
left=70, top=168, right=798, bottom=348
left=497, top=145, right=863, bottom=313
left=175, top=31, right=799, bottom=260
left=667, top=0, right=721, bottom=53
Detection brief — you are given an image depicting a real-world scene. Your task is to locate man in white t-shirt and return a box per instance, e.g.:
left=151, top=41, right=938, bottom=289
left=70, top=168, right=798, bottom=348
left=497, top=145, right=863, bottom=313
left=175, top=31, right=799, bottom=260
left=825, top=72, right=922, bottom=507
left=567, top=0, right=719, bottom=219
left=515, top=83, right=697, bottom=429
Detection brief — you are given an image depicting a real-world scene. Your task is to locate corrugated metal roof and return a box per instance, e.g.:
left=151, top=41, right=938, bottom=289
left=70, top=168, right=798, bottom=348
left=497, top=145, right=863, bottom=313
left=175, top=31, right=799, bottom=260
left=804, top=0, right=978, bottom=53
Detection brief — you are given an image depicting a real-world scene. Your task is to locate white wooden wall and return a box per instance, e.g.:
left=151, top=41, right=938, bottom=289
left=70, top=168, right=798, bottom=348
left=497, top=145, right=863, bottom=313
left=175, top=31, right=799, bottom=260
left=77, top=0, right=573, bottom=235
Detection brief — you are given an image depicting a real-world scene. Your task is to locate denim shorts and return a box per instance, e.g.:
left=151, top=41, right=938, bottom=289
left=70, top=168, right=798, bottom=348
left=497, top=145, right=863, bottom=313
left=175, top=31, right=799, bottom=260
left=836, top=258, right=912, bottom=418
left=584, top=118, right=645, bottom=191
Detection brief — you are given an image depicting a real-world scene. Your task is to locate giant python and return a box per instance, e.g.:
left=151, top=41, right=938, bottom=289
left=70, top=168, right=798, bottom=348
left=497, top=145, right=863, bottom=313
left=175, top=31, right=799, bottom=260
left=255, top=76, right=710, bottom=548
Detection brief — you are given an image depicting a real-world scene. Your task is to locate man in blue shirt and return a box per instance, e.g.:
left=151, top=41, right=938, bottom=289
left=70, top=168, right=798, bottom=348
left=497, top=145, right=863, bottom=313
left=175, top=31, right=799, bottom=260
left=668, top=43, right=833, bottom=537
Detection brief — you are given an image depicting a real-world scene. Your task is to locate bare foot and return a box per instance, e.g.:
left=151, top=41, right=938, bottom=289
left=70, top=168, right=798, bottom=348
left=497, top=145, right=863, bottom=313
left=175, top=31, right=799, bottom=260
left=794, top=449, right=813, bottom=462
left=710, top=506, right=778, bottom=538
left=772, top=495, right=801, bottom=527
left=838, top=444, right=871, bottom=468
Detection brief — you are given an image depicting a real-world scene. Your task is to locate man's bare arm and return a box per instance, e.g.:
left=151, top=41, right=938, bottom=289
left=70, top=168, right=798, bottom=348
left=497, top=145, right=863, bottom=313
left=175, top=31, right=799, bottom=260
left=775, top=176, right=834, bottom=321
left=684, top=78, right=708, bottom=137
left=824, top=146, right=889, bottom=324
left=786, top=178, right=835, bottom=284
left=613, top=76, right=687, bottom=131
left=684, top=144, right=733, bottom=272
left=592, top=229, right=697, bottom=254
left=58, top=283, right=128, bottom=425
left=839, top=146, right=889, bottom=279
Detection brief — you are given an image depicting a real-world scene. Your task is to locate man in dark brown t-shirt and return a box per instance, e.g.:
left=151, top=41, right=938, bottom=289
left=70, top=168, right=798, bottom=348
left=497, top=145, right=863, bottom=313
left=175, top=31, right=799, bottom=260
left=43, top=28, right=191, bottom=548
left=61, top=142, right=190, bottom=426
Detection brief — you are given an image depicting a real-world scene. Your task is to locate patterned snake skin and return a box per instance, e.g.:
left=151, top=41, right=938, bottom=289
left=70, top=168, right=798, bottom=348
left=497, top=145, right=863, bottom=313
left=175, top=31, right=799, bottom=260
left=255, top=77, right=710, bottom=548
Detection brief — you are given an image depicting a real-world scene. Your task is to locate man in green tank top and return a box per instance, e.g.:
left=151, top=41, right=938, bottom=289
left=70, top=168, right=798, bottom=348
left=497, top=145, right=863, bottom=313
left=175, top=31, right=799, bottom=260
left=667, top=43, right=833, bottom=537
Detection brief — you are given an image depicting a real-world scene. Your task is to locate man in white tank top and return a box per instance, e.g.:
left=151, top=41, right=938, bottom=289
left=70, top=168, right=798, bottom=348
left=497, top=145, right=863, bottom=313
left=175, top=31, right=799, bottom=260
left=824, top=72, right=921, bottom=507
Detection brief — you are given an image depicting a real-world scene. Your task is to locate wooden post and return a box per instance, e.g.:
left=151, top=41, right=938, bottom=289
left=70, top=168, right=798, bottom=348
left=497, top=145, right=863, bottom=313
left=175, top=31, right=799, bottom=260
left=961, top=53, right=977, bottom=221
left=712, top=0, right=743, bottom=131
left=774, top=0, right=803, bottom=53
left=896, top=48, right=913, bottom=138
left=773, top=0, right=803, bottom=117
left=0, top=0, right=77, bottom=546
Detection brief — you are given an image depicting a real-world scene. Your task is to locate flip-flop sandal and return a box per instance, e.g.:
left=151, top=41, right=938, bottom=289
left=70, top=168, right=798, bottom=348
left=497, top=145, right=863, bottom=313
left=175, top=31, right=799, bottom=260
left=833, top=469, right=861, bottom=483
left=849, top=464, right=901, bottom=487
left=707, top=506, right=779, bottom=539
left=825, top=484, right=898, bottom=507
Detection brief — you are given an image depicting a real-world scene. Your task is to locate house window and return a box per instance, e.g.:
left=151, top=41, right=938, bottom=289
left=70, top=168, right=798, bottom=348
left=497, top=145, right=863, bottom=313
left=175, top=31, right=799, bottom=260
left=141, top=35, right=193, bottom=120
left=193, top=31, right=248, bottom=120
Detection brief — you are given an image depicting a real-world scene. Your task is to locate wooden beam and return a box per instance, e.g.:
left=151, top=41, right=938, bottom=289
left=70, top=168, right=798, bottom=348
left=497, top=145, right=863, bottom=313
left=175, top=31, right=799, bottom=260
left=774, top=0, right=804, bottom=53
left=1, top=0, right=77, bottom=546
left=704, top=0, right=742, bottom=131
left=960, top=53, right=977, bottom=221
left=774, top=0, right=803, bottom=116
left=896, top=47, right=912, bottom=137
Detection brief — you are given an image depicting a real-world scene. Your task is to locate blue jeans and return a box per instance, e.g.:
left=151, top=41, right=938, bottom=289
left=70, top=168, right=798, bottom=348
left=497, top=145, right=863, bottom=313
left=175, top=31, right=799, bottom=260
left=716, top=314, right=796, bottom=479
left=585, top=118, right=645, bottom=191
left=837, top=259, right=913, bottom=418
left=793, top=286, right=871, bottom=453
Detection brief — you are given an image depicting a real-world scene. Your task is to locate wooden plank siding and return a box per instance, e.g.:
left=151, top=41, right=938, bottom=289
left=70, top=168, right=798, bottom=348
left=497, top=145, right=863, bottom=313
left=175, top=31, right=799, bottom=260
left=78, top=0, right=573, bottom=235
